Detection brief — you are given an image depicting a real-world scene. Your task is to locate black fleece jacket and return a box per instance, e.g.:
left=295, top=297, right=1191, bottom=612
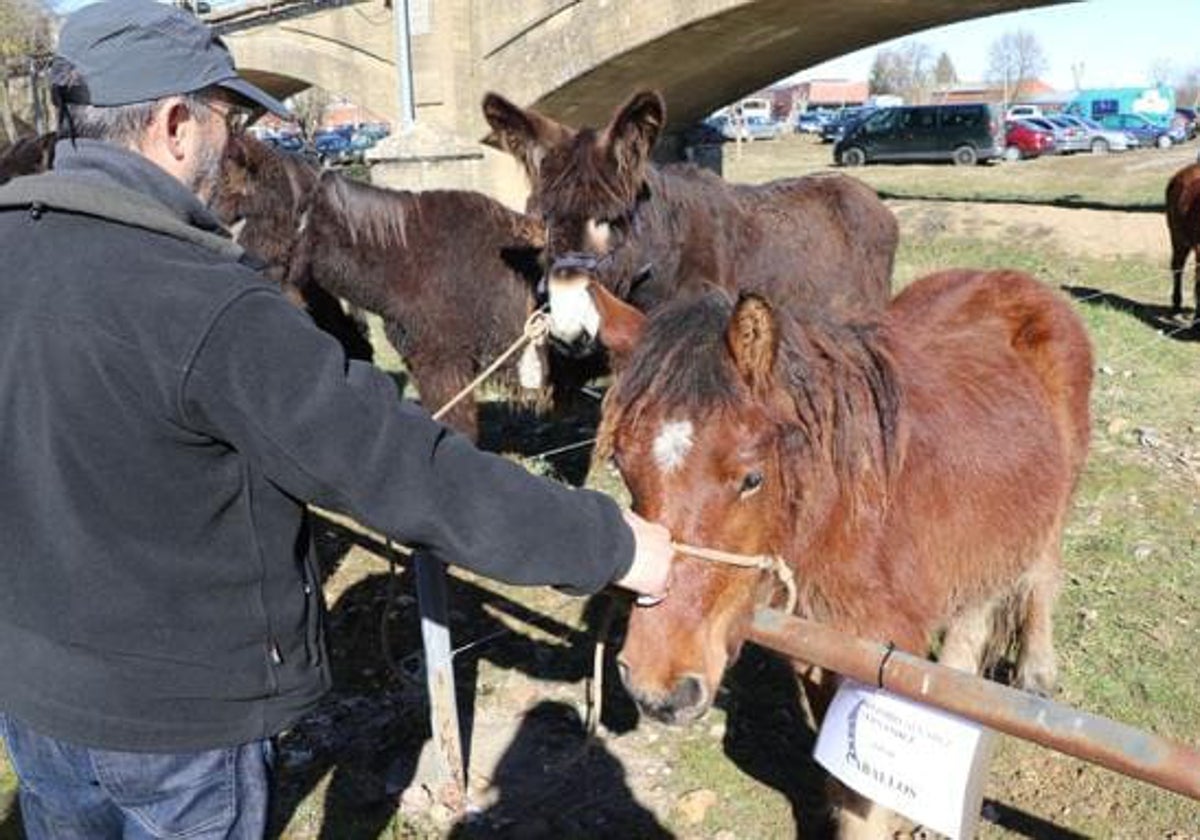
left=0, top=139, right=633, bottom=751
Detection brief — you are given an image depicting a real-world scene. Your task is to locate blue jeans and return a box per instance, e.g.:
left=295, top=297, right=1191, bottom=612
left=0, top=712, right=274, bottom=839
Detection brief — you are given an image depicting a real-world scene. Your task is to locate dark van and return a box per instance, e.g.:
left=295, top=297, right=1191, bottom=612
left=834, top=103, right=1003, bottom=166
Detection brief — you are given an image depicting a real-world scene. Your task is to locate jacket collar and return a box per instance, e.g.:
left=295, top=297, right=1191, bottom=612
left=0, top=138, right=242, bottom=259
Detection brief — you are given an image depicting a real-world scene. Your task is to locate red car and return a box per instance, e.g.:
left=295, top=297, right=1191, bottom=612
left=1004, top=120, right=1057, bottom=160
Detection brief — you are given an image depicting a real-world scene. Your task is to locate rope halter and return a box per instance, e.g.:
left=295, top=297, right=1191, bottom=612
left=636, top=541, right=798, bottom=615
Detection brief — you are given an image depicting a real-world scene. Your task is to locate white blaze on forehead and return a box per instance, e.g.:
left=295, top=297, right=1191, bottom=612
left=547, top=274, right=600, bottom=344
left=652, top=420, right=694, bottom=473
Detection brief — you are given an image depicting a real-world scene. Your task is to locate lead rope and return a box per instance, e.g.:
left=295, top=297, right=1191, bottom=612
left=586, top=542, right=797, bottom=737
left=430, top=308, right=550, bottom=422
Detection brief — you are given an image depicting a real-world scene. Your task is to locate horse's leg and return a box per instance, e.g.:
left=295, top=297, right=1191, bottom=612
left=1192, top=243, right=1200, bottom=322
left=1168, top=231, right=1186, bottom=313
left=794, top=666, right=907, bottom=840
left=831, top=785, right=904, bottom=840
left=396, top=338, right=479, bottom=442
left=938, top=599, right=994, bottom=674
left=1014, top=542, right=1062, bottom=697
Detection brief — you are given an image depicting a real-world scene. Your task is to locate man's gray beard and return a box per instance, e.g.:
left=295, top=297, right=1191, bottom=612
left=191, top=139, right=224, bottom=206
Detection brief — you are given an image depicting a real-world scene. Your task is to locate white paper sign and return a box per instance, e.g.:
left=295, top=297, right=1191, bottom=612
left=814, top=680, right=993, bottom=839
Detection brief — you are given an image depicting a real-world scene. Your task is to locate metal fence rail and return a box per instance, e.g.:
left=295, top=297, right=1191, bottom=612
left=747, top=607, right=1200, bottom=801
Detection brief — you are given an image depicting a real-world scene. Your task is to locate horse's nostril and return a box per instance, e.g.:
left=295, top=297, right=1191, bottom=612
left=671, top=673, right=707, bottom=713
left=616, top=659, right=632, bottom=690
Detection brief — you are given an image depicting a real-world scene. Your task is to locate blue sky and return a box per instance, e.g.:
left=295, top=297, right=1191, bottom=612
left=787, top=0, right=1199, bottom=91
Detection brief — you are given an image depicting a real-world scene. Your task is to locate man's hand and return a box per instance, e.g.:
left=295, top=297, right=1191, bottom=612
left=614, top=510, right=673, bottom=602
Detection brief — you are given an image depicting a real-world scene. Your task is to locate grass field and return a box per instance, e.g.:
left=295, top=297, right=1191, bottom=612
left=2, top=135, right=1198, bottom=839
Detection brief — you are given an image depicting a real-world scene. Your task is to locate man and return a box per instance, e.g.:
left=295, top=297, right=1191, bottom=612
left=0, top=1, right=672, bottom=836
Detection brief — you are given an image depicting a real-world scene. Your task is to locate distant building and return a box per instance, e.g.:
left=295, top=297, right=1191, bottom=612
left=321, top=100, right=390, bottom=131
left=931, top=79, right=1062, bottom=109
left=784, top=79, right=869, bottom=112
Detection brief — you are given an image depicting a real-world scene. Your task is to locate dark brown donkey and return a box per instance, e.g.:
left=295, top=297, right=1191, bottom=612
left=482, top=90, right=898, bottom=358
left=1166, top=161, right=1200, bottom=322
left=214, top=135, right=550, bottom=440
left=0, top=132, right=56, bottom=185
left=594, top=269, right=1093, bottom=836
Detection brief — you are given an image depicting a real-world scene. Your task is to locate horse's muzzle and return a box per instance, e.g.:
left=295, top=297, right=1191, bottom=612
left=617, top=663, right=710, bottom=725
left=549, top=331, right=599, bottom=359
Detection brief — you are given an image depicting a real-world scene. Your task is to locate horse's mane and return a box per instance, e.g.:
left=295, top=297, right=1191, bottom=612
left=598, top=292, right=903, bottom=500
left=319, top=171, right=409, bottom=250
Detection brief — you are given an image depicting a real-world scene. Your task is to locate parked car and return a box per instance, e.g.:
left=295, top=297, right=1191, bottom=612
left=820, top=107, right=877, bottom=144
left=721, top=115, right=784, bottom=141
left=1041, top=115, right=1093, bottom=154
left=794, top=111, right=831, bottom=134
left=270, top=133, right=306, bottom=153
left=313, top=131, right=351, bottom=161
left=1003, top=120, right=1057, bottom=160
left=1098, top=113, right=1174, bottom=148
left=1054, top=114, right=1133, bottom=153
left=834, top=103, right=1003, bottom=166
left=1018, top=116, right=1072, bottom=153
left=1173, top=107, right=1197, bottom=140
left=1005, top=104, right=1044, bottom=121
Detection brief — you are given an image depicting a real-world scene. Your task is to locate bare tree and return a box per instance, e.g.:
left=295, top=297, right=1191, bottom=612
left=1149, top=59, right=1175, bottom=88
left=289, top=86, right=330, bottom=138
left=0, top=0, right=51, bottom=143
left=986, top=29, right=1048, bottom=108
left=1177, top=67, right=1200, bottom=108
left=933, top=52, right=958, bottom=90
left=868, top=41, right=934, bottom=104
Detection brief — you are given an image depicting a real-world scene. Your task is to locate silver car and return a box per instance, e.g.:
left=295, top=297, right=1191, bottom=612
left=1056, top=114, right=1134, bottom=153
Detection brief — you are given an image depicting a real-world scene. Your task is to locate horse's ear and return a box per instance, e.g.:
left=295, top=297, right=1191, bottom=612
left=602, top=90, right=665, bottom=178
left=726, top=293, right=779, bottom=392
left=589, top=281, right=645, bottom=363
left=481, top=92, right=573, bottom=180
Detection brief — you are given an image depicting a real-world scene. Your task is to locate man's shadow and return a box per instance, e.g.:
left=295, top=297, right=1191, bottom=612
left=1063, top=285, right=1200, bottom=342
left=269, top=516, right=626, bottom=839
left=447, top=700, right=670, bottom=839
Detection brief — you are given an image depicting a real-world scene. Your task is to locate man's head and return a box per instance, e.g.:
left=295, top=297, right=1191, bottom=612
left=50, top=0, right=290, bottom=203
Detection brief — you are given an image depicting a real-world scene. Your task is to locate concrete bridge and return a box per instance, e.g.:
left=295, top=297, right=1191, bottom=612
left=217, top=0, right=1062, bottom=203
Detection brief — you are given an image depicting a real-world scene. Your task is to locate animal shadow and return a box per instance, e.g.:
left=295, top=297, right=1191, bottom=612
left=1062, top=285, right=1200, bottom=342
left=447, top=700, right=670, bottom=839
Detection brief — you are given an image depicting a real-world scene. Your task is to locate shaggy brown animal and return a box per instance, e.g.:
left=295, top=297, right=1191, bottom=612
left=0, top=132, right=55, bottom=185
left=482, top=90, right=898, bottom=359
left=214, top=134, right=556, bottom=440
left=596, top=269, right=1093, bottom=837
left=1166, top=161, right=1200, bottom=321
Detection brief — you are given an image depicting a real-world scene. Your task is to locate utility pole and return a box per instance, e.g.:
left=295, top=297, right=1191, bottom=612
left=392, top=0, right=416, bottom=132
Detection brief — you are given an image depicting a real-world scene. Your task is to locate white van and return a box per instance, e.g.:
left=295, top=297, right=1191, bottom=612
left=1006, top=104, right=1044, bottom=121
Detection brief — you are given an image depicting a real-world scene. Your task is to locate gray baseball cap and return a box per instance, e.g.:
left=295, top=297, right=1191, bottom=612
left=52, top=0, right=290, bottom=118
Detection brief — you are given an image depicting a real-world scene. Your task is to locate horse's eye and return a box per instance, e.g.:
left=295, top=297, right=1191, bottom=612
left=739, top=471, right=764, bottom=498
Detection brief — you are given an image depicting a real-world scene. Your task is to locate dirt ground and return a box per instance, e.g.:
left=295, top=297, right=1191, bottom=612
left=888, top=200, right=1168, bottom=262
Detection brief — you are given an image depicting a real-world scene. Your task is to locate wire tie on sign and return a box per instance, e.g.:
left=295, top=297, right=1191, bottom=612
left=877, top=641, right=896, bottom=689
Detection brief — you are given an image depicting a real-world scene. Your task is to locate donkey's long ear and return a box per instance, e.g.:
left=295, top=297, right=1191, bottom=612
left=589, top=281, right=645, bottom=365
left=481, top=92, right=573, bottom=181
left=602, top=90, right=665, bottom=180
left=726, top=293, right=779, bottom=394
